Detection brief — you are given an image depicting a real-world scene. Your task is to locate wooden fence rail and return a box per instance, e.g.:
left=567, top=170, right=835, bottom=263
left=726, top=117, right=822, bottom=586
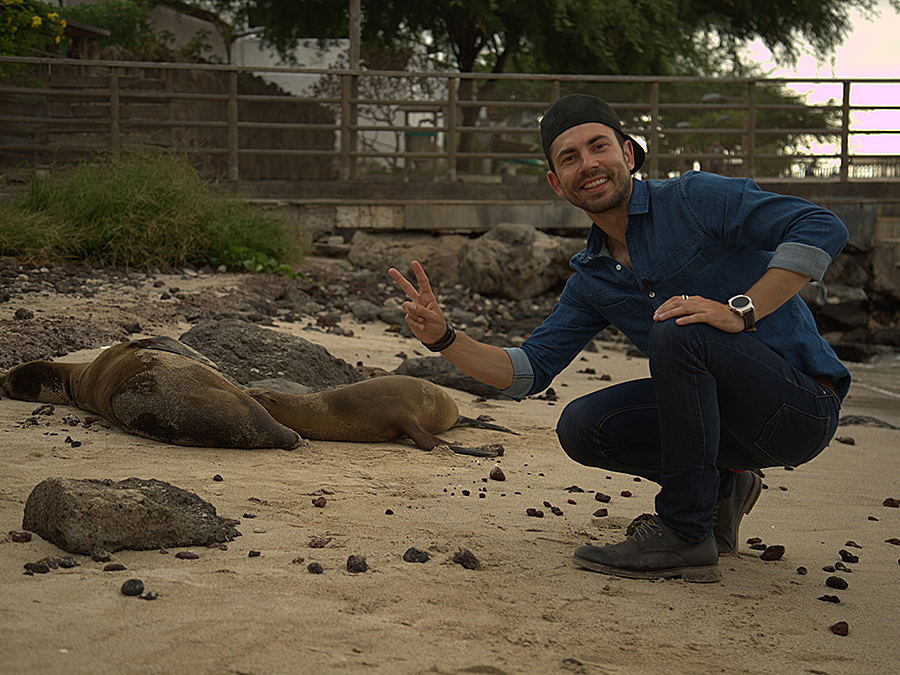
left=1, top=55, right=898, bottom=184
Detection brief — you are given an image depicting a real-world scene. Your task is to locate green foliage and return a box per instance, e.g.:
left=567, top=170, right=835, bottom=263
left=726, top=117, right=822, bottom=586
left=0, top=151, right=305, bottom=274
left=60, top=0, right=157, bottom=53
left=0, top=0, right=67, bottom=80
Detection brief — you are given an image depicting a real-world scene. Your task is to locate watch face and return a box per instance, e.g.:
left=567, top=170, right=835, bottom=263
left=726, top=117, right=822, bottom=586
left=731, top=296, right=751, bottom=310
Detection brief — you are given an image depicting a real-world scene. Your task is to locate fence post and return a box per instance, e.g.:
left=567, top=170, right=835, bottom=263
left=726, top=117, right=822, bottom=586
left=340, top=73, right=351, bottom=180
left=447, top=77, right=457, bottom=182
left=648, top=81, right=660, bottom=179
left=109, top=70, right=120, bottom=161
left=745, top=80, right=756, bottom=178
left=227, top=70, right=239, bottom=181
left=840, top=81, right=851, bottom=182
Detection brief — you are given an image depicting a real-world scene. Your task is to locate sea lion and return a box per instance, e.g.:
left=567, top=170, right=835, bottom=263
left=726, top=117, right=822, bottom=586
left=245, top=375, right=515, bottom=457
left=0, top=336, right=302, bottom=450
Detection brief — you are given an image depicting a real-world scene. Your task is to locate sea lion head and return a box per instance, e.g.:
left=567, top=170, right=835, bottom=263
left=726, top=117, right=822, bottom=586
left=0, top=361, right=73, bottom=404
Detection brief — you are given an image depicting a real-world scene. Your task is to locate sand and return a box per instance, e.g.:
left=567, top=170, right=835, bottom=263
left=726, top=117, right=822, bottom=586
left=2, top=269, right=899, bottom=675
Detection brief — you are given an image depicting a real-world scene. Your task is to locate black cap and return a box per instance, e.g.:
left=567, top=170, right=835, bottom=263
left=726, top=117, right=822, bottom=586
left=540, top=94, right=645, bottom=173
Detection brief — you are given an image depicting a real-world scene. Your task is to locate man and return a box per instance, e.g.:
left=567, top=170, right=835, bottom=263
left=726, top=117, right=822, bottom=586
left=389, top=94, right=849, bottom=583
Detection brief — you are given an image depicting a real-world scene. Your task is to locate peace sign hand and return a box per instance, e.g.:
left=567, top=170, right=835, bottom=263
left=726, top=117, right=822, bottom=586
left=388, top=260, right=448, bottom=344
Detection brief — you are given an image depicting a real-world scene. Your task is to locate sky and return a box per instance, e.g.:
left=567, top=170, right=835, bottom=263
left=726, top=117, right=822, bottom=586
left=742, top=0, right=900, bottom=155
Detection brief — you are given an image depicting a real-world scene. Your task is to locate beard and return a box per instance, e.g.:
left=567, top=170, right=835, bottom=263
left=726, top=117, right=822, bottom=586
left=559, top=164, right=632, bottom=215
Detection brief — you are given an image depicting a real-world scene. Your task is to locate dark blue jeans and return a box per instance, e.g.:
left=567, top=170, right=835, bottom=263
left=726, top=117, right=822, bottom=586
left=556, top=320, right=840, bottom=543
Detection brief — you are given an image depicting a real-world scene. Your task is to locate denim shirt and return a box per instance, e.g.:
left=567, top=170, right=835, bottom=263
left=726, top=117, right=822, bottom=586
left=503, top=171, right=852, bottom=402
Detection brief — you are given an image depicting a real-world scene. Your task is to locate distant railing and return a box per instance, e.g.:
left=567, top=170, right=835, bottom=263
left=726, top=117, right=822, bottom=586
left=2, top=55, right=899, bottom=184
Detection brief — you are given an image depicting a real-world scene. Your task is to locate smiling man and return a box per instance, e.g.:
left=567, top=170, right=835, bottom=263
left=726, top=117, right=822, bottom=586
left=390, top=94, right=850, bottom=582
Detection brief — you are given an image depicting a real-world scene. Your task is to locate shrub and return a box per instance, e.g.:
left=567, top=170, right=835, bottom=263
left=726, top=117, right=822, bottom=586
left=0, top=151, right=305, bottom=274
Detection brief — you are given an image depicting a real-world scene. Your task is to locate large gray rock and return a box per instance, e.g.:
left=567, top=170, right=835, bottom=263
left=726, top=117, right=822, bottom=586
left=180, top=318, right=361, bottom=389
left=348, top=231, right=468, bottom=287
left=458, top=223, right=583, bottom=300
left=22, top=477, right=239, bottom=555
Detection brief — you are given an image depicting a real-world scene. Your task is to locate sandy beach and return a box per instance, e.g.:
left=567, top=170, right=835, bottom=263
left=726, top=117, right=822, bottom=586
left=1, top=266, right=899, bottom=675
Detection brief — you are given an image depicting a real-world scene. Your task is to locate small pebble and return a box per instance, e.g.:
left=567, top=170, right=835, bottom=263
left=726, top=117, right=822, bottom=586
left=595, top=493, right=611, bottom=503
left=91, top=547, right=111, bottom=563
left=309, top=537, right=332, bottom=548
left=796, top=566, right=808, bottom=575
left=213, top=474, right=224, bottom=482
left=175, top=551, right=199, bottom=560
left=823, top=565, right=836, bottom=573
left=886, top=538, right=900, bottom=546
left=620, top=490, right=632, bottom=498
left=57, top=557, right=79, bottom=569
left=140, top=591, right=158, bottom=601
left=838, top=549, right=859, bottom=564
left=453, top=549, right=479, bottom=570
left=9, top=531, right=32, bottom=543
left=750, top=543, right=768, bottom=551
left=253, top=526, right=267, bottom=534
left=120, top=579, right=144, bottom=596
left=489, top=466, right=506, bottom=481
left=845, top=540, right=863, bottom=549
left=307, top=562, right=323, bottom=574
left=567, top=499, right=577, bottom=505
left=818, top=595, right=840, bottom=603
left=746, top=537, right=762, bottom=545
left=760, top=545, right=785, bottom=561
left=385, top=509, right=394, bottom=515
left=826, top=576, right=849, bottom=590
left=565, top=485, right=584, bottom=493
left=835, top=437, right=855, bottom=445
left=347, top=555, right=368, bottom=574
left=834, top=562, right=852, bottom=573
left=312, top=497, right=327, bottom=508
left=402, top=547, right=430, bottom=563
left=550, top=506, right=564, bottom=516
left=830, top=621, right=849, bottom=636
left=526, top=508, right=544, bottom=518
left=593, top=508, right=608, bottom=517
left=24, top=561, right=50, bottom=574
left=248, top=550, right=261, bottom=558
left=103, top=563, right=127, bottom=572
left=884, top=497, right=900, bottom=508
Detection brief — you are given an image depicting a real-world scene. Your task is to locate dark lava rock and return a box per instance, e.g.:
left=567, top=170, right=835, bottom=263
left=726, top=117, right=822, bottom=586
left=175, top=551, right=200, bottom=560
left=121, top=579, right=145, bottom=596
left=24, top=561, right=50, bottom=574
left=593, top=508, right=608, bottom=517
left=525, top=508, right=544, bottom=518
left=594, top=493, right=611, bottom=503
left=402, top=547, right=430, bottom=563
left=760, top=545, right=786, bottom=561
left=248, top=550, right=261, bottom=558
left=883, top=497, right=899, bottom=508
left=347, top=555, right=368, bottom=573
left=140, top=591, right=159, bottom=601
left=489, top=466, right=506, bottom=481
left=22, top=477, right=240, bottom=555
left=393, top=356, right=504, bottom=399
left=307, top=562, right=324, bottom=574
left=830, top=621, right=849, bottom=636
left=819, top=595, right=841, bottom=603
left=180, top=319, right=361, bottom=389
left=453, top=549, right=479, bottom=570
left=826, top=576, right=849, bottom=590
left=103, top=563, right=127, bottom=572
left=839, top=549, right=860, bottom=563
left=796, top=566, right=808, bottom=575
left=9, top=531, right=32, bottom=543
left=311, top=497, right=327, bottom=508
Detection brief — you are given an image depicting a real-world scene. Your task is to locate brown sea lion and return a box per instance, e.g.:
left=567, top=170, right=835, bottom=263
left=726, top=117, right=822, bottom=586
left=0, top=337, right=302, bottom=449
left=245, top=375, right=515, bottom=457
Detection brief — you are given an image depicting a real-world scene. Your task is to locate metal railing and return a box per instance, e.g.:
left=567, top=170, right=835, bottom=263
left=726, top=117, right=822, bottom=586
left=2, top=55, right=899, bottom=184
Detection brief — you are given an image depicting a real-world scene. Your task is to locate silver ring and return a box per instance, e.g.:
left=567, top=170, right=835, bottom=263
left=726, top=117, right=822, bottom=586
left=681, top=294, right=689, bottom=300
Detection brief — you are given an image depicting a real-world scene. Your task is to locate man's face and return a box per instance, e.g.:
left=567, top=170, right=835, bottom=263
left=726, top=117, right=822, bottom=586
left=546, top=123, right=635, bottom=216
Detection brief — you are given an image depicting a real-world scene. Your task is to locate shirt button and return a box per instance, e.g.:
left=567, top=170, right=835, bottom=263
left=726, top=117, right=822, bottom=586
left=649, top=291, right=656, bottom=298
left=615, top=264, right=622, bottom=271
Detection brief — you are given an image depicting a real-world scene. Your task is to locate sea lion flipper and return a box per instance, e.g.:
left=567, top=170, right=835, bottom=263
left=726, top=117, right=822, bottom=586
left=454, top=416, right=519, bottom=435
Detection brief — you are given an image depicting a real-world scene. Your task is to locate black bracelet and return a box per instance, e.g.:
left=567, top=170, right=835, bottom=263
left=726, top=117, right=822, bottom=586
left=423, top=324, right=457, bottom=352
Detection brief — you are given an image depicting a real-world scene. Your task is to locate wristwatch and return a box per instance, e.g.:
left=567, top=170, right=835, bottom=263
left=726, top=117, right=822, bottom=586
left=728, top=294, right=756, bottom=332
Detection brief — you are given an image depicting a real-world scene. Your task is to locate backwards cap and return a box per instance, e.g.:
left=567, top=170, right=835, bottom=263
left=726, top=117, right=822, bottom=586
left=540, top=94, right=645, bottom=173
